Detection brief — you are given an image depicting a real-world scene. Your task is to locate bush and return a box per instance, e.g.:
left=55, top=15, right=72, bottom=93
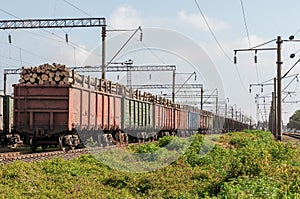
left=158, top=135, right=174, bottom=147
left=2, top=130, right=300, bottom=198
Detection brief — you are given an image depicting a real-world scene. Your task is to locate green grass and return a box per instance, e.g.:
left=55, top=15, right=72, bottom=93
left=1, top=130, right=300, bottom=198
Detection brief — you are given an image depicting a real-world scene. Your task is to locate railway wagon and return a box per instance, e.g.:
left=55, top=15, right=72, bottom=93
left=0, top=95, right=4, bottom=144
left=174, top=105, right=188, bottom=137
left=0, top=95, right=4, bottom=132
left=3, top=95, right=14, bottom=134
left=13, top=83, right=124, bottom=151
left=200, top=110, right=213, bottom=134
left=223, top=117, right=248, bottom=132
left=154, top=102, right=175, bottom=138
left=122, top=96, right=154, bottom=142
left=0, top=95, right=19, bottom=146
left=188, top=111, right=199, bottom=133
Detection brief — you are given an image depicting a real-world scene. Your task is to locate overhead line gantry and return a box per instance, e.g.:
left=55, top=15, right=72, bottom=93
left=0, top=17, right=107, bottom=79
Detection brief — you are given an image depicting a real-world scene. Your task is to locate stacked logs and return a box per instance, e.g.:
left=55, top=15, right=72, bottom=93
left=19, top=63, right=72, bottom=85
left=18, top=63, right=155, bottom=102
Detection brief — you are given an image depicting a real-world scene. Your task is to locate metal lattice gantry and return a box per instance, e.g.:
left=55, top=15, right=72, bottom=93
left=0, top=18, right=106, bottom=29
left=69, top=65, right=176, bottom=72
left=131, top=84, right=202, bottom=90
left=0, top=17, right=107, bottom=80
left=72, top=64, right=177, bottom=101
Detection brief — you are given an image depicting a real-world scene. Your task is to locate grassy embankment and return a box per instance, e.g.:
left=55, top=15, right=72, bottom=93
left=0, top=130, right=299, bottom=198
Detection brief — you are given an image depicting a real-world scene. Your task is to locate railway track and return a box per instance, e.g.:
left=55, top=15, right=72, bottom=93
left=0, top=146, right=113, bottom=164
left=283, top=132, right=300, bottom=140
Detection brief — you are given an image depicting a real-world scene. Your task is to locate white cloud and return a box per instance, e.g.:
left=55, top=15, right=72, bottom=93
left=109, top=4, right=142, bottom=29
left=178, top=10, right=230, bottom=32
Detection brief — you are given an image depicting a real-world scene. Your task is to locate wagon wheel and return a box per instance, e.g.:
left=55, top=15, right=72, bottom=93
left=41, top=145, right=48, bottom=151
left=30, top=138, right=37, bottom=152
left=58, top=135, right=65, bottom=151
left=97, top=134, right=102, bottom=147
left=70, top=144, right=75, bottom=150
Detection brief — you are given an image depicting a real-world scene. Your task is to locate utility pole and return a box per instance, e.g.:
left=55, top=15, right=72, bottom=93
left=172, top=70, right=176, bottom=103
left=101, top=26, right=106, bottom=79
left=225, top=102, right=227, bottom=118
left=255, top=94, right=260, bottom=124
left=234, top=36, right=286, bottom=140
left=276, top=36, right=282, bottom=141
left=215, top=96, right=218, bottom=115
left=200, top=87, right=203, bottom=110
left=235, top=35, right=300, bottom=140
left=273, top=78, right=277, bottom=137
left=239, top=109, right=242, bottom=121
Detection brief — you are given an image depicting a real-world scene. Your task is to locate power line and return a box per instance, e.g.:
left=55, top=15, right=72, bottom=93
left=0, top=54, right=34, bottom=65
left=62, top=0, right=93, bottom=17
left=194, top=0, right=247, bottom=91
left=61, top=0, right=165, bottom=64
left=0, top=41, right=54, bottom=62
left=194, top=0, right=232, bottom=62
left=239, top=0, right=260, bottom=82
left=293, top=28, right=300, bottom=37
left=239, top=0, right=251, bottom=48
left=0, top=8, right=19, bottom=19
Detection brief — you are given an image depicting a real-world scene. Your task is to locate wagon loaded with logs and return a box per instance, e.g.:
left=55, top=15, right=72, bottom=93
left=14, top=63, right=125, bottom=151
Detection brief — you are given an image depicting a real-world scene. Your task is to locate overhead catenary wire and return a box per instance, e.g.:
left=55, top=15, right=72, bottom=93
left=194, top=0, right=232, bottom=62
left=62, top=0, right=93, bottom=17
left=0, top=54, right=34, bottom=65
left=194, top=0, right=247, bottom=91
left=62, top=0, right=166, bottom=65
left=239, top=0, right=251, bottom=49
left=0, top=41, right=54, bottom=63
left=239, top=0, right=260, bottom=82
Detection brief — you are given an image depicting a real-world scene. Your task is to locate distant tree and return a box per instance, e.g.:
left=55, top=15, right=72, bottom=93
left=287, top=110, right=300, bottom=130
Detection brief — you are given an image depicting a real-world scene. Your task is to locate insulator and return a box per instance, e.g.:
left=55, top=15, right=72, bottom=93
left=65, top=34, right=69, bottom=43
left=254, top=55, right=257, bottom=63
left=149, top=74, right=151, bottom=80
left=234, top=56, right=237, bottom=64
left=194, top=74, right=197, bottom=81
left=8, top=34, right=11, bottom=44
left=249, top=86, right=251, bottom=93
left=117, top=75, right=119, bottom=80
left=140, top=32, right=143, bottom=42
left=261, top=85, right=263, bottom=92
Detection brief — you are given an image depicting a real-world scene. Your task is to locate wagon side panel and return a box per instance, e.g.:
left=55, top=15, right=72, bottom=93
left=14, top=85, right=70, bottom=137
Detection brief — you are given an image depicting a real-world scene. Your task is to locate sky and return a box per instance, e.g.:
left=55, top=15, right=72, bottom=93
left=1, top=0, right=300, bottom=125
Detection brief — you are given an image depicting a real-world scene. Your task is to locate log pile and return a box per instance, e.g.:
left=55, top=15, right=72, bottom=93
left=19, top=63, right=73, bottom=85
left=18, top=63, right=156, bottom=102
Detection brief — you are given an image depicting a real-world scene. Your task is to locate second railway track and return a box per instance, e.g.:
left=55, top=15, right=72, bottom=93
left=0, top=146, right=112, bottom=164
left=283, top=132, right=300, bottom=140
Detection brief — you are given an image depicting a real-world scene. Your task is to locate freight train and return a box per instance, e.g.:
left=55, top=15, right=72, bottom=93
left=0, top=71, right=249, bottom=151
